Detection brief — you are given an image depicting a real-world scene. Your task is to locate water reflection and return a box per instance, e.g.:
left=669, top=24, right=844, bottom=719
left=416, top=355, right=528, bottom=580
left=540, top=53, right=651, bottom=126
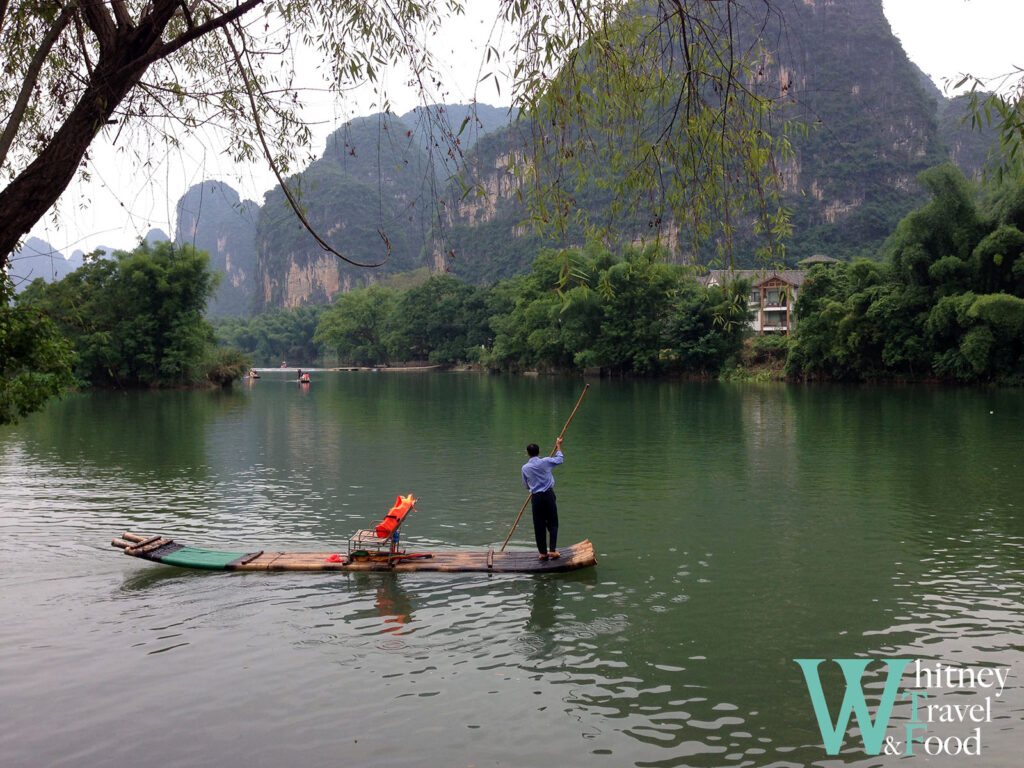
left=118, top=563, right=217, bottom=592
left=2, top=377, right=1023, bottom=767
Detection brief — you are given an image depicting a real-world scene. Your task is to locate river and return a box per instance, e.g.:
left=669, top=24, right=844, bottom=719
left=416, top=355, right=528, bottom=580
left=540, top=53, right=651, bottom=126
left=1, top=373, right=1022, bottom=767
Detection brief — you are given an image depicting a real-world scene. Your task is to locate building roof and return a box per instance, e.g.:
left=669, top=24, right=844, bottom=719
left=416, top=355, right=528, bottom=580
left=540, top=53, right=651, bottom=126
left=704, top=269, right=808, bottom=288
left=797, top=254, right=841, bottom=265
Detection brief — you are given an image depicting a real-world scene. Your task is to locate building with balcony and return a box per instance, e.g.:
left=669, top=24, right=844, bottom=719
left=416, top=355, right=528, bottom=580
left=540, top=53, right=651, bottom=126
left=703, top=256, right=839, bottom=335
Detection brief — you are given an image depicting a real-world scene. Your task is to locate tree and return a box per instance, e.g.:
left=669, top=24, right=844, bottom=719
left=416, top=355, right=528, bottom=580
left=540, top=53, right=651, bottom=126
left=788, top=166, right=1024, bottom=384
left=20, top=241, right=218, bottom=386
left=0, top=0, right=473, bottom=265
left=386, top=274, right=490, bottom=364
left=0, top=272, right=77, bottom=424
left=313, top=284, right=396, bottom=366
left=927, top=292, right=1024, bottom=381
left=214, top=306, right=325, bottom=365
left=485, top=242, right=750, bottom=375
left=663, top=279, right=750, bottom=374
left=585, top=245, right=681, bottom=374
left=887, top=164, right=985, bottom=289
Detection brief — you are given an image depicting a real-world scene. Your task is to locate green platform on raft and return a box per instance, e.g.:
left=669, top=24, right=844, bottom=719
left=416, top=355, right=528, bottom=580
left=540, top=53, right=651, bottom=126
left=158, top=546, right=248, bottom=569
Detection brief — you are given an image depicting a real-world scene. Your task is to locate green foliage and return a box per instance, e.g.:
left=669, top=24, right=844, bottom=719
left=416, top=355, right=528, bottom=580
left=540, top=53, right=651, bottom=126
left=203, top=347, right=252, bottom=387
left=925, top=292, right=1024, bottom=381
left=214, top=306, right=326, bottom=365
left=485, top=243, right=749, bottom=375
left=748, top=334, right=792, bottom=366
left=1, top=273, right=77, bottom=423
left=314, top=285, right=398, bottom=366
left=19, top=241, right=218, bottom=387
left=963, top=78, right=1024, bottom=185
left=888, top=164, right=986, bottom=287
left=972, top=224, right=1024, bottom=293
left=387, top=275, right=492, bottom=365
left=789, top=166, right=1024, bottom=383
left=510, top=3, right=790, bottom=268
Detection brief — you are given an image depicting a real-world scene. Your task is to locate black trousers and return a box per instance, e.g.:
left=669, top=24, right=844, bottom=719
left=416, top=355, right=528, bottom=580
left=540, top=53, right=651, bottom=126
left=531, top=489, right=559, bottom=554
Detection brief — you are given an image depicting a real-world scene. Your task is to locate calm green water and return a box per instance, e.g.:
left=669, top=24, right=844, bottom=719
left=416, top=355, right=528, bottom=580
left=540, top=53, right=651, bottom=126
left=1, top=373, right=1022, bottom=767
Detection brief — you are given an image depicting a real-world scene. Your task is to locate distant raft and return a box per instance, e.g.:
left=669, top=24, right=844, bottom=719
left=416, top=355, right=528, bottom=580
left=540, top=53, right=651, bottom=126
left=111, top=532, right=597, bottom=574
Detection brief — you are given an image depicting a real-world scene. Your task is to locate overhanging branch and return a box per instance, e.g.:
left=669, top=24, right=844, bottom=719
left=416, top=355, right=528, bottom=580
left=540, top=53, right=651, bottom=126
left=135, top=0, right=265, bottom=73
left=0, top=3, right=78, bottom=168
left=222, top=22, right=390, bottom=268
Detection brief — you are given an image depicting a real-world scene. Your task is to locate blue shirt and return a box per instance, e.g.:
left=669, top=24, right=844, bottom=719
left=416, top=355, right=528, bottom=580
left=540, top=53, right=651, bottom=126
left=521, top=451, right=564, bottom=494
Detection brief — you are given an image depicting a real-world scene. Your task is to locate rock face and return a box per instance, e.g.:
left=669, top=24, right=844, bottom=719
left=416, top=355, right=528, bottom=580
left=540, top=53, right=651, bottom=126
left=175, top=182, right=259, bottom=318
left=749, top=0, right=948, bottom=262
left=7, top=237, right=83, bottom=291
left=437, top=0, right=951, bottom=280
left=251, top=112, right=439, bottom=313
left=176, top=0, right=1001, bottom=311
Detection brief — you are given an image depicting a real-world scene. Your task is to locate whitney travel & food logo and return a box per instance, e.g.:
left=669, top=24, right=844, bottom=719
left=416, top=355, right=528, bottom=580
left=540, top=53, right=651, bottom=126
left=795, top=658, right=1010, bottom=758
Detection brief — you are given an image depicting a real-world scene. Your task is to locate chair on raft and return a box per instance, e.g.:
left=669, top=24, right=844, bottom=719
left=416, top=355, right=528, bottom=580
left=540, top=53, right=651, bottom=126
left=347, top=494, right=417, bottom=563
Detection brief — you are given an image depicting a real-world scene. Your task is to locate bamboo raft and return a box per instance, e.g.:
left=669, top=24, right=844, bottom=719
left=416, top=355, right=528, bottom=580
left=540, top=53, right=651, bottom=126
left=111, top=532, right=597, bottom=574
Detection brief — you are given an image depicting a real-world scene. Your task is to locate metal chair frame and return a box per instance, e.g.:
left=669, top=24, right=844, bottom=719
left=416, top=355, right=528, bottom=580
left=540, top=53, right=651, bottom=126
left=347, top=528, right=404, bottom=560
left=347, top=495, right=417, bottom=564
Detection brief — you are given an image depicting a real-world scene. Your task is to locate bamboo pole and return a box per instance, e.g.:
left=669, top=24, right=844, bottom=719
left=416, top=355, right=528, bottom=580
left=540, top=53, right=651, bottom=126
left=500, top=384, right=589, bottom=551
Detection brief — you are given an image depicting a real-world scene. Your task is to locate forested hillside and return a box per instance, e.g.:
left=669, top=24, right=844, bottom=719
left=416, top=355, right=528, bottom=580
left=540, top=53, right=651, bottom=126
left=253, top=113, right=439, bottom=312
left=166, top=0, right=1001, bottom=313
left=437, top=0, right=950, bottom=282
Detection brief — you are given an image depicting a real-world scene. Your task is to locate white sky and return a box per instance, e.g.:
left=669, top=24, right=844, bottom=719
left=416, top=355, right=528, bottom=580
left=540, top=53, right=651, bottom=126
left=23, top=0, right=1024, bottom=259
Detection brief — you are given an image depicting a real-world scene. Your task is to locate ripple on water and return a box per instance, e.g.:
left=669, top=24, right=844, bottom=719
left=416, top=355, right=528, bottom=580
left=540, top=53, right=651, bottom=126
left=4, top=382, right=1024, bottom=768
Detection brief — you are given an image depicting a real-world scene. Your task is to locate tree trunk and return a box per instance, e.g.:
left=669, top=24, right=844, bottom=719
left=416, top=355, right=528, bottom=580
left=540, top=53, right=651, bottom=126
left=0, top=39, right=158, bottom=265
left=0, top=0, right=193, bottom=267
left=0, top=0, right=264, bottom=268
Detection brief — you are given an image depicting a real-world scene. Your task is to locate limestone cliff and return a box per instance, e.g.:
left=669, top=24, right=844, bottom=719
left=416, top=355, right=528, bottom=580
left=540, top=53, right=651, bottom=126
left=437, top=0, right=951, bottom=282
left=252, top=113, right=435, bottom=313
left=181, top=0, right=1001, bottom=310
left=175, top=182, right=259, bottom=317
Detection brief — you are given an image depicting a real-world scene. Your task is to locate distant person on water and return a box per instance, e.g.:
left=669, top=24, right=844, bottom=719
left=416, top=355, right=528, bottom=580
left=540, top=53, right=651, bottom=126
left=522, top=437, right=563, bottom=560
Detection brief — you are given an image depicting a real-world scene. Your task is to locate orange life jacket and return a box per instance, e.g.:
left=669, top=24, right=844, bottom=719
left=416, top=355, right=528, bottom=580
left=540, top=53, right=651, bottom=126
left=375, top=493, right=417, bottom=537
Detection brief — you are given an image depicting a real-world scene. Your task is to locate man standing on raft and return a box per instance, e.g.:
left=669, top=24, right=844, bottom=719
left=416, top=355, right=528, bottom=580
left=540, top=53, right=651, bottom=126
left=522, top=437, right=564, bottom=560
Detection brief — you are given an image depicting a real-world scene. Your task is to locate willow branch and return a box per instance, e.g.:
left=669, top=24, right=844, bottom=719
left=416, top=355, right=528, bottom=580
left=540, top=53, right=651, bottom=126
left=139, top=0, right=265, bottom=70
left=72, top=9, right=97, bottom=77
left=109, top=0, right=134, bottom=29
left=222, top=24, right=390, bottom=268
left=0, top=3, right=78, bottom=168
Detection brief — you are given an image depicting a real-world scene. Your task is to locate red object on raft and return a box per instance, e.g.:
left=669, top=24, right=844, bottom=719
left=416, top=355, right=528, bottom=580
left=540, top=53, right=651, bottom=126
left=375, top=494, right=417, bottom=538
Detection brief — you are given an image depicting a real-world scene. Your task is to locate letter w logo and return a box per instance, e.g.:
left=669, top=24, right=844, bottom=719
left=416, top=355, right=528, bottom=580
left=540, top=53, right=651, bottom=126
left=795, top=658, right=911, bottom=755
